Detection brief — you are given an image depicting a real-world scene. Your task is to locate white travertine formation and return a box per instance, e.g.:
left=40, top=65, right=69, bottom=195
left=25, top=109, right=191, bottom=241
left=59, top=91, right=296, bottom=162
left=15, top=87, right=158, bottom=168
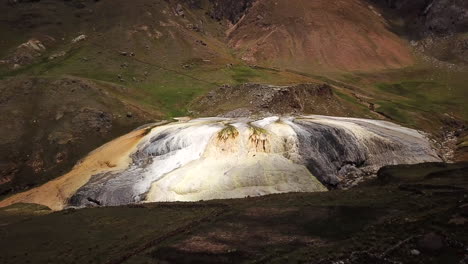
left=0, top=116, right=441, bottom=210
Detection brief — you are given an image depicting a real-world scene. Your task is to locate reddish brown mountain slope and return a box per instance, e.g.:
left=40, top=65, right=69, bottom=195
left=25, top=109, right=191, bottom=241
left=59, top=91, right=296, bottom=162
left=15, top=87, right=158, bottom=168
left=228, top=0, right=414, bottom=71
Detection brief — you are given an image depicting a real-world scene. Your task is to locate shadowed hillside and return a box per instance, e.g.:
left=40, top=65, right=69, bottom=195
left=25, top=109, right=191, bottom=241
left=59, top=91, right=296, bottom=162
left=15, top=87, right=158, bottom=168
left=0, top=162, right=467, bottom=263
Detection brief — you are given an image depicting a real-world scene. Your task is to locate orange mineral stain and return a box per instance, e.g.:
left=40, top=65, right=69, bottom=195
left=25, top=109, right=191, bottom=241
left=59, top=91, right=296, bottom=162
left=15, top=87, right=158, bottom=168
left=0, top=129, right=147, bottom=211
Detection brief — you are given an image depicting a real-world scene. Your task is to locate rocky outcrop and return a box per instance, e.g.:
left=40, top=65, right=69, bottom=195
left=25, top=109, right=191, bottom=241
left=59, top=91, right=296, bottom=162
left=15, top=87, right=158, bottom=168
left=71, top=34, right=87, bottom=43
left=423, top=0, right=468, bottom=36
left=370, top=0, right=468, bottom=37
left=2, top=38, right=48, bottom=69
left=193, top=83, right=343, bottom=117
left=209, top=0, right=255, bottom=23
left=369, top=0, right=468, bottom=65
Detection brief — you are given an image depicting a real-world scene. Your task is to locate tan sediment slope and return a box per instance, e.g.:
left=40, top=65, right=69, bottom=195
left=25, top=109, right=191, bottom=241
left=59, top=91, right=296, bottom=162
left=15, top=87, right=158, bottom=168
left=229, top=0, right=414, bottom=71
left=0, top=129, right=146, bottom=211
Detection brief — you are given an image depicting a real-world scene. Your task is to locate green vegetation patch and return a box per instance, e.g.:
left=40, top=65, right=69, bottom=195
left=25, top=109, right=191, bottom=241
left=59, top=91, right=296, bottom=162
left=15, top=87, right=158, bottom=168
left=248, top=124, right=269, bottom=151
left=231, top=65, right=261, bottom=83
left=375, top=100, right=416, bottom=125
left=217, top=124, right=240, bottom=141
left=458, top=136, right=468, bottom=148
left=375, top=81, right=441, bottom=97
left=249, top=124, right=268, bottom=138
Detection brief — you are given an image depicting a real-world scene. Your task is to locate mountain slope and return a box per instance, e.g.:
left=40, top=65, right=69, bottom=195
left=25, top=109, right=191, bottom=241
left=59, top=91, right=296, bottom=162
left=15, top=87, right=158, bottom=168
left=227, top=0, right=414, bottom=71
left=370, top=0, right=468, bottom=65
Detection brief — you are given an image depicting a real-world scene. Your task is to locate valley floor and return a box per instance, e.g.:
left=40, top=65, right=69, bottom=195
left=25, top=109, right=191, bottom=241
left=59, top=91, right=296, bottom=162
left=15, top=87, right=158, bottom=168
left=0, top=162, right=467, bottom=264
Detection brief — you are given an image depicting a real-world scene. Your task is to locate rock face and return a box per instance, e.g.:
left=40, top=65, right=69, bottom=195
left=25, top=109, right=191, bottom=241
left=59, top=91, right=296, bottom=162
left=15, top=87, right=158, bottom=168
left=0, top=116, right=441, bottom=210
left=370, top=0, right=468, bottom=37
left=422, top=0, right=468, bottom=36
left=370, top=0, right=468, bottom=64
